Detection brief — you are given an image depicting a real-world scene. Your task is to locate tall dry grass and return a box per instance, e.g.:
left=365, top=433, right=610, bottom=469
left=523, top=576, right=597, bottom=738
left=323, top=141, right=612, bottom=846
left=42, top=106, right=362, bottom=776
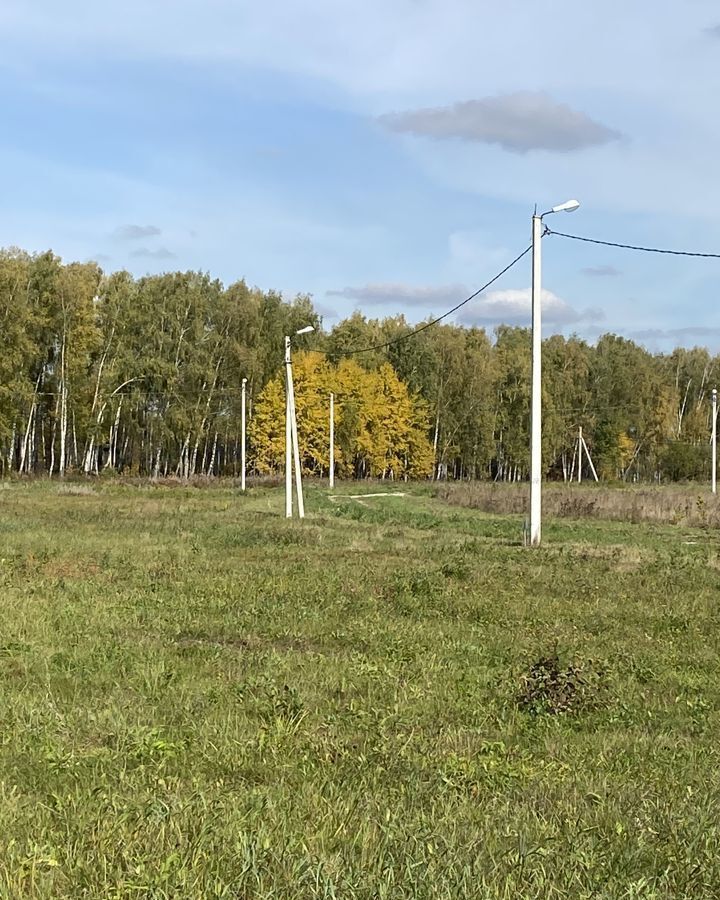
left=434, top=481, right=720, bottom=527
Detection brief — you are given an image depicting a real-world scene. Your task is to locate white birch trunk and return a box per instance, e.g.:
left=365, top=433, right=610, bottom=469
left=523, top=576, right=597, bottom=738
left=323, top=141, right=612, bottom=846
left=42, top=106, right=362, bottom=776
left=432, top=408, right=440, bottom=481
left=20, top=403, right=35, bottom=474
left=121, top=435, right=129, bottom=471
left=208, top=431, right=218, bottom=476
left=59, top=331, right=68, bottom=477
left=20, top=374, right=42, bottom=474
left=109, top=399, right=123, bottom=470
left=49, top=417, right=56, bottom=476
left=72, top=411, right=78, bottom=470
left=153, top=444, right=162, bottom=480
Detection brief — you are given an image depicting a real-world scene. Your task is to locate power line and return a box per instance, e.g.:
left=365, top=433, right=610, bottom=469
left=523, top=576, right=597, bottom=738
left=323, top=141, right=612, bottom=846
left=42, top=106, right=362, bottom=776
left=546, top=228, right=720, bottom=259
left=340, top=244, right=532, bottom=356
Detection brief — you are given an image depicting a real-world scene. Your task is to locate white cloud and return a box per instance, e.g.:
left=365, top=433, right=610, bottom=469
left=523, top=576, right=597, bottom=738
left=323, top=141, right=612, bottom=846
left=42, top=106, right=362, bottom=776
left=457, top=288, right=604, bottom=326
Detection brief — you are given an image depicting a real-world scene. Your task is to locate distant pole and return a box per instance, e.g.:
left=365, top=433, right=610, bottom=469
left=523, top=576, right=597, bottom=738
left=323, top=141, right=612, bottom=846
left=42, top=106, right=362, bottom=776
left=285, top=336, right=292, bottom=518
left=329, top=393, right=335, bottom=489
left=577, top=426, right=583, bottom=484
left=582, top=434, right=599, bottom=482
left=529, top=212, right=543, bottom=546
left=713, top=388, right=717, bottom=495
left=241, top=377, right=247, bottom=492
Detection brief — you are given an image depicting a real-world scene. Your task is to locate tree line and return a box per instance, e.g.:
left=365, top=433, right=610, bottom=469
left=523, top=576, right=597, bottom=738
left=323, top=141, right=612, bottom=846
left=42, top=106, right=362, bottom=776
left=0, top=247, right=716, bottom=482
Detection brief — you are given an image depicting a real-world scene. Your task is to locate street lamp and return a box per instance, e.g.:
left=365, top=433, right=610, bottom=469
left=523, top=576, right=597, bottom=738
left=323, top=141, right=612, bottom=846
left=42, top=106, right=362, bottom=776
left=529, top=199, right=580, bottom=546
left=285, top=325, right=315, bottom=518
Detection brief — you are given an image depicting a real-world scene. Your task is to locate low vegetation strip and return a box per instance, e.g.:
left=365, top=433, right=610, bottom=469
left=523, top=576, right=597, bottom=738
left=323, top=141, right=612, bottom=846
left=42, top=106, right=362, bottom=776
left=1, top=481, right=720, bottom=897
left=436, top=480, right=720, bottom=527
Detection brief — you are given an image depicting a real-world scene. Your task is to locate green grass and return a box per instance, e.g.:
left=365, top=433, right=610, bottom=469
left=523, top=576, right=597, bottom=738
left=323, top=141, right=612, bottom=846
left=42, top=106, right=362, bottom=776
left=1, top=481, right=720, bottom=897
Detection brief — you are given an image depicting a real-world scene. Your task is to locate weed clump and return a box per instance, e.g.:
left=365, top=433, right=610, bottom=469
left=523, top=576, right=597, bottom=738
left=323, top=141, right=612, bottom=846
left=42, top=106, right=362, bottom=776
left=517, top=649, right=606, bottom=716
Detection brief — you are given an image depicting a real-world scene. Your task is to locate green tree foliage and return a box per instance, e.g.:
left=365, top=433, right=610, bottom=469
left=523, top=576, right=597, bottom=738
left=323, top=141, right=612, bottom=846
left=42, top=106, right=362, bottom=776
left=0, top=247, right=715, bottom=482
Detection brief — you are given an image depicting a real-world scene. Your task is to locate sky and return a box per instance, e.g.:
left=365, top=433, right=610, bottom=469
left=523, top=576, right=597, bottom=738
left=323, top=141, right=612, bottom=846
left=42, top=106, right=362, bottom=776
left=1, top=0, right=720, bottom=350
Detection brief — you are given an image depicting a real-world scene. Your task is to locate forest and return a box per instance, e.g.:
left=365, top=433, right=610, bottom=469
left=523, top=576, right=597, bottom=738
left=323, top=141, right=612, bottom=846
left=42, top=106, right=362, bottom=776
left=0, top=246, right=716, bottom=482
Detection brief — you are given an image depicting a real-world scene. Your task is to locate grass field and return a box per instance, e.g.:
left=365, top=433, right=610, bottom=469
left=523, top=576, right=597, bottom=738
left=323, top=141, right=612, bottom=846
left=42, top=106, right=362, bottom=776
left=2, top=480, right=720, bottom=898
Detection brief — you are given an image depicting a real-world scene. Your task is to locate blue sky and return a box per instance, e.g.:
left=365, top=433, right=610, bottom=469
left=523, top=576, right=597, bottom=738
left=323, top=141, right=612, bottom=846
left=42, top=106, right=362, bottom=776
left=1, top=0, right=720, bottom=349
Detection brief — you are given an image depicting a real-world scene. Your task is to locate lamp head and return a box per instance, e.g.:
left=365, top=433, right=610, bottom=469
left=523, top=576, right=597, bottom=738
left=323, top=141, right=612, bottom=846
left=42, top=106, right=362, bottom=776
left=551, top=199, right=580, bottom=214
left=295, top=325, right=315, bottom=336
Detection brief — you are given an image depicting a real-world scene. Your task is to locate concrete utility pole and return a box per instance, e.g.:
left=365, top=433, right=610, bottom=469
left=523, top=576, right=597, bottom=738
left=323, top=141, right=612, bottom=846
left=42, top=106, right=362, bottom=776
left=241, top=377, right=247, bottom=492
left=530, top=211, right=543, bottom=544
left=577, top=425, right=583, bottom=483
left=329, top=392, right=335, bottom=489
left=284, top=326, right=315, bottom=518
left=287, top=365, right=304, bottom=518
left=285, top=337, right=292, bottom=518
left=712, top=388, right=717, bottom=495
left=529, top=199, right=580, bottom=546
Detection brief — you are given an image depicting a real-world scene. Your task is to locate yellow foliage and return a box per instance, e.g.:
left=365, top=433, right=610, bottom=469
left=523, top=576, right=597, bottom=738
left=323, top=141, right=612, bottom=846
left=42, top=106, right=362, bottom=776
left=249, top=352, right=433, bottom=478
left=596, top=430, right=637, bottom=480
left=617, top=432, right=636, bottom=470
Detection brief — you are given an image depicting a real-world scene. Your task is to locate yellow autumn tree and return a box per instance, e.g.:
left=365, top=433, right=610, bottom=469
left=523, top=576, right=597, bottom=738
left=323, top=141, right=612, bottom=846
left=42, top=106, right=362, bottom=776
left=249, top=351, right=339, bottom=476
left=247, top=376, right=286, bottom=474
left=617, top=431, right=637, bottom=475
left=249, top=352, right=433, bottom=478
left=357, top=363, right=434, bottom=478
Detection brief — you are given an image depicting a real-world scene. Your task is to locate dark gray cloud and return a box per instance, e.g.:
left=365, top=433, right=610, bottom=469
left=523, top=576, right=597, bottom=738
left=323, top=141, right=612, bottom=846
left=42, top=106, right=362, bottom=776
left=327, top=282, right=466, bottom=308
left=114, top=224, right=162, bottom=240
left=378, top=91, right=622, bottom=153
left=457, top=288, right=604, bottom=326
left=582, top=265, right=621, bottom=277
left=129, top=246, right=176, bottom=260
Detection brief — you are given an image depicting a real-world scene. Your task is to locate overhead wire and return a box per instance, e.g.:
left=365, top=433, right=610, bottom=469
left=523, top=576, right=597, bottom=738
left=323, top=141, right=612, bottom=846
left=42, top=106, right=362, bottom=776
left=336, top=225, right=718, bottom=358
left=337, top=244, right=532, bottom=356
left=546, top=229, right=720, bottom=259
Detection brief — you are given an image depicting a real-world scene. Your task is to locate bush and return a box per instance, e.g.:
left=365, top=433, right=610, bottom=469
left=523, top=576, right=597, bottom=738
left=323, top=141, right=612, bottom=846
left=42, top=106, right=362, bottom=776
left=516, top=649, right=607, bottom=716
